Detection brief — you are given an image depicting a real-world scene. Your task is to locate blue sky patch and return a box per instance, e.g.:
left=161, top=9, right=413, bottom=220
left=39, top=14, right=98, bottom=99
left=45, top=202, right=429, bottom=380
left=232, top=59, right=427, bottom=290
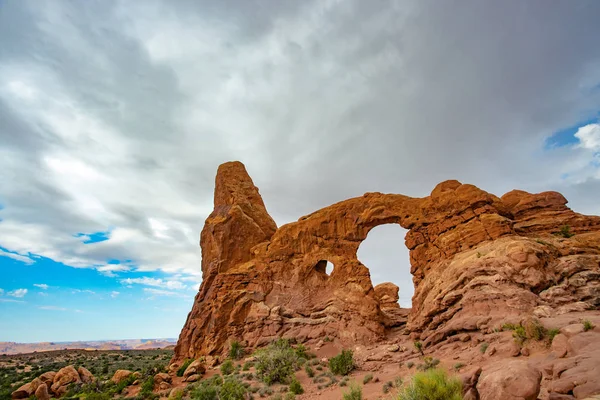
left=75, top=230, right=111, bottom=244
left=546, top=116, right=599, bottom=149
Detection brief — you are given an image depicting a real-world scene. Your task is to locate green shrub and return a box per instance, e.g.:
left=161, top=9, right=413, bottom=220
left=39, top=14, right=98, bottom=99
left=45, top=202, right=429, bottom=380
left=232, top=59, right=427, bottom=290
left=229, top=341, right=245, bottom=360
left=177, top=359, right=193, bottom=377
left=453, top=363, right=464, bottom=371
left=254, top=339, right=298, bottom=384
left=190, top=382, right=219, bottom=400
left=557, top=225, right=574, bottom=238
left=139, top=376, right=154, bottom=398
left=407, top=361, right=414, bottom=369
left=547, top=328, right=560, bottom=343
left=220, top=378, right=247, bottom=400
left=513, top=325, right=528, bottom=345
left=397, top=369, right=462, bottom=400
left=294, top=344, right=308, bottom=360
left=413, top=341, right=424, bottom=355
left=289, top=378, right=304, bottom=395
left=525, top=319, right=547, bottom=340
left=221, top=359, right=235, bottom=375
left=382, top=381, right=393, bottom=394
left=342, top=382, right=362, bottom=400
left=416, top=357, right=439, bottom=371
left=362, top=374, right=373, bottom=384
left=86, top=393, right=112, bottom=400
left=329, top=349, right=354, bottom=376
left=284, top=393, right=295, bottom=400
left=583, top=320, right=594, bottom=331
left=480, top=343, right=489, bottom=354
left=304, top=365, right=314, bottom=378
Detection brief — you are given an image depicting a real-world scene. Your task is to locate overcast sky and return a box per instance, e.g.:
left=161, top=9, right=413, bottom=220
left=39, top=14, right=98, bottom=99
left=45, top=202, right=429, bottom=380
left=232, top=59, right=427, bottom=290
left=1, top=0, right=600, bottom=342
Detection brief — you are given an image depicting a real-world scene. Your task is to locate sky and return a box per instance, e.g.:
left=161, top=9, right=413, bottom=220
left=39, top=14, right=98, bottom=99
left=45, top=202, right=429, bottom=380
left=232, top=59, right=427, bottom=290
left=1, top=0, right=600, bottom=342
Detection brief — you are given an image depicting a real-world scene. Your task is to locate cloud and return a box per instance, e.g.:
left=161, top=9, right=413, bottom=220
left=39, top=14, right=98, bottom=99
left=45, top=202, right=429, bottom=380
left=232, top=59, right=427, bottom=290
left=0, top=288, right=3, bottom=295
left=143, top=288, right=178, bottom=297
left=0, top=248, right=34, bottom=265
left=7, top=288, right=27, bottom=298
left=33, top=283, right=49, bottom=290
left=39, top=305, right=67, bottom=311
left=0, top=298, right=24, bottom=303
left=120, top=277, right=187, bottom=290
left=71, top=289, right=96, bottom=295
left=575, top=123, right=600, bottom=151
left=111, top=291, right=120, bottom=298
left=0, top=0, right=600, bottom=306
left=96, top=264, right=131, bottom=277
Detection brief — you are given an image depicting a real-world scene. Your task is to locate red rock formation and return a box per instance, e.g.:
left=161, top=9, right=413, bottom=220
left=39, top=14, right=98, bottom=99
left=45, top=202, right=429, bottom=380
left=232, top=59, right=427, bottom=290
left=172, top=161, right=600, bottom=364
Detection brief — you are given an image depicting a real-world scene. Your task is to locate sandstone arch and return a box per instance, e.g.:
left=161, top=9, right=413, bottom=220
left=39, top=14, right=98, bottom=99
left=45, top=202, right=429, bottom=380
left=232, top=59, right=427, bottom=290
left=172, top=161, right=600, bottom=364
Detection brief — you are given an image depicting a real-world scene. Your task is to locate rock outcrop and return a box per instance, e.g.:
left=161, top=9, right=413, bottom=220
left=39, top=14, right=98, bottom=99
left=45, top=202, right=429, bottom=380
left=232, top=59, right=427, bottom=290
left=51, top=366, right=81, bottom=397
left=172, top=161, right=600, bottom=363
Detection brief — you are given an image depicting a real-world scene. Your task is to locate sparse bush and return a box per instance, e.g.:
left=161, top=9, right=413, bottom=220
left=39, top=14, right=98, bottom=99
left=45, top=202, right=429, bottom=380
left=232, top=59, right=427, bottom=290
left=140, top=376, right=154, bottom=398
left=583, top=320, right=594, bottom=331
left=289, top=378, right=304, bottom=395
left=304, top=365, right=314, bottom=378
left=342, top=382, right=362, bottom=400
left=229, top=341, right=245, bottom=360
left=407, top=361, right=414, bottom=369
left=242, top=362, right=253, bottom=371
left=525, top=318, right=547, bottom=341
left=397, top=369, right=462, bottom=400
left=382, top=381, right=393, bottom=394
left=413, top=341, right=424, bottom=355
left=323, top=336, right=333, bottom=342
left=219, top=377, right=247, bottom=400
left=557, top=225, right=574, bottom=238
left=284, top=393, right=295, bottom=400
left=294, top=344, right=308, bottom=360
left=177, top=359, right=193, bottom=377
left=329, top=349, right=354, bottom=376
left=254, top=339, right=298, bottom=384
left=363, top=374, right=373, bottom=384
left=480, top=343, right=489, bottom=354
left=513, top=325, right=528, bottom=345
left=547, top=328, right=560, bottom=343
left=453, top=363, right=464, bottom=371
left=416, top=357, right=439, bottom=371
left=221, top=359, right=235, bottom=376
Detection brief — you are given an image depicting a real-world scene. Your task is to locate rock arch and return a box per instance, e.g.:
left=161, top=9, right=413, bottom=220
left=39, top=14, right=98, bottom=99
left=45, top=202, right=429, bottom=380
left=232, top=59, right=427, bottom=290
left=172, top=161, right=600, bottom=364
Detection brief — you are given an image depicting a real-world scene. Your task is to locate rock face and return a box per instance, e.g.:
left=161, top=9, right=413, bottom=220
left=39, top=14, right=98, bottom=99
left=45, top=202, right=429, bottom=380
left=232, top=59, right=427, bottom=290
left=111, top=369, right=133, bottom=384
left=34, top=383, right=50, bottom=400
left=477, top=360, right=542, bottom=400
left=11, top=378, right=42, bottom=399
left=172, top=161, right=600, bottom=363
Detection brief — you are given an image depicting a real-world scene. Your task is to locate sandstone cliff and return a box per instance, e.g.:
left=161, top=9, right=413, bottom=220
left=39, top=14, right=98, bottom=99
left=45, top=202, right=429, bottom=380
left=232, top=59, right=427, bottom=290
left=173, top=161, right=600, bottom=364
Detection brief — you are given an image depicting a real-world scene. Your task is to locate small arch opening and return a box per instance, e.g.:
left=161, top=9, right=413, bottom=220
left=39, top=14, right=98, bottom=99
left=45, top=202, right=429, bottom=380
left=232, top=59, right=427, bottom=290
left=357, top=224, right=413, bottom=308
left=315, top=260, right=335, bottom=276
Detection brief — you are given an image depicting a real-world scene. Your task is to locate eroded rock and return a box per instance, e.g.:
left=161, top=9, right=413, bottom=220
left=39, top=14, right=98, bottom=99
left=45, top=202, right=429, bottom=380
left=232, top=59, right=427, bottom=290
left=477, top=360, right=541, bottom=400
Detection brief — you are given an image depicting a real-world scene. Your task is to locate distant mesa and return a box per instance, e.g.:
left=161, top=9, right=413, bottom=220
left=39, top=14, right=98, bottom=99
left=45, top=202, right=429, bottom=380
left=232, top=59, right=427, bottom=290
left=0, top=339, right=177, bottom=355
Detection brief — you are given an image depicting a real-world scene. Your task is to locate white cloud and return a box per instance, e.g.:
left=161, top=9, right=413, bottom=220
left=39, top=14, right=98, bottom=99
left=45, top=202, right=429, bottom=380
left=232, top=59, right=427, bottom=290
left=7, top=288, right=27, bottom=298
left=111, top=291, right=120, bottom=298
left=34, top=283, right=49, bottom=290
left=0, top=298, right=24, bottom=303
left=575, top=123, right=600, bottom=151
left=39, top=305, right=67, bottom=311
left=120, top=277, right=187, bottom=290
left=143, top=288, right=177, bottom=297
left=0, top=288, right=3, bottom=295
left=0, top=249, right=34, bottom=265
left=71, top=289, right=96, bottom=295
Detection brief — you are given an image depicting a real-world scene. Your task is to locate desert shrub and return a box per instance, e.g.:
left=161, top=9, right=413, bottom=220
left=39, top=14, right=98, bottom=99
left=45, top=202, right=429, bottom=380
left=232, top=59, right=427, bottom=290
left=395, top=377, right=403, bottom=388
left=242, top=361, right=253, bottom=371
left=363, top=374, right=373, bottom=384
left=115, top=374, right=137, bottom=394
left=407, top=361, right=414, bottom=369
left=397, top=369, right=462, bottom=400
left=254, top=339, right=298, bottom=384
left=284, top=393, right=295, bottom=400
left=480, top=343, right=489, bottom=354
left=413, top=341, right=424, bottom=355
left=416, top=357, right=439, bottom=371
left=229, top=341, right=245, bottom=360
left=221, top=359, right=235, bottom=375
left=177, top=359, right=193, bottom=377
left=547, top=328, right=560, bottom=343
left=513, top=325, right=528, bottom=345
left=453, top=363, right=464, bottom=371
left=304, top=365, right=314, bottom=378
left=583, top=320, right=594, bottom=331
left=190, top=382, right=219, bottom=400
left=342, top=382, right=362, bottom=400
left=86, top=393, right=112, bottom=400
left=220, top=378, right=247, bottom=400
left=289, top=378, right=304, bottom=395
left=329, top=349, right=354, bottom=375
left=382, top=381, right=393, bottom=394
left=557, top=225, right=574, bottom=238
left=525, top=319, right=547, bottom=340
left=323, top=336, right=333, bottom=342
left=139, top=376, right=154, bottom=398
left=294, top=344, right=308, bottom=360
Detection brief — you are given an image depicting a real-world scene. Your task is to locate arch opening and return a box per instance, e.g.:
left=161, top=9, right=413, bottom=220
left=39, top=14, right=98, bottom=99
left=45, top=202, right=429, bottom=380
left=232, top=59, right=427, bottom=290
left=315, top=260, right=334, bottom=276
left=357, top=224, right=413, bottom=308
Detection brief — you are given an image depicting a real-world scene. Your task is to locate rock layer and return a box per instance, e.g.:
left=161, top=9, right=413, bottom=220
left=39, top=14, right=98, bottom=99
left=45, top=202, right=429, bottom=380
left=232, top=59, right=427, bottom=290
left=173, top=161, right=600, bottom=363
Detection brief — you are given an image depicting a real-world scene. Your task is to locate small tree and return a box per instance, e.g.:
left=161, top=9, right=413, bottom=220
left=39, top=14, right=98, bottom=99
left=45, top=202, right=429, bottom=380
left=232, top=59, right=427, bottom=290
left=329, top=349, right=354, bottom=375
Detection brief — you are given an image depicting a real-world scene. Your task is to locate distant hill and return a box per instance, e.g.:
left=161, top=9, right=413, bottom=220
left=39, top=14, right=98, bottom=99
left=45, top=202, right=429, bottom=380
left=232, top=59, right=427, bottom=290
left=0, top=338, right=177, bottom=355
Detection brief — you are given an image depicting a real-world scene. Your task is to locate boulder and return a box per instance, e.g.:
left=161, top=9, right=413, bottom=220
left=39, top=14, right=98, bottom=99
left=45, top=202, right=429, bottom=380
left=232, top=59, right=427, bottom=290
left=51, top=366, right=81, bottom=396
left=111, top=369, right=133, bottom=384
left=11, top=378, right=42, bottom=399
left=154, top=372, right=172, bottom=385
left=34, top=383, right=50, bottom=400
left=38, top=371, right=56, bottom=387
left=477, top=360, right=541, bottom=400
left=184, top=374, right=201, bottom=382
left=77, top=366, right=95, bottom=384
left=183, top=359, right=206, bottom=379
